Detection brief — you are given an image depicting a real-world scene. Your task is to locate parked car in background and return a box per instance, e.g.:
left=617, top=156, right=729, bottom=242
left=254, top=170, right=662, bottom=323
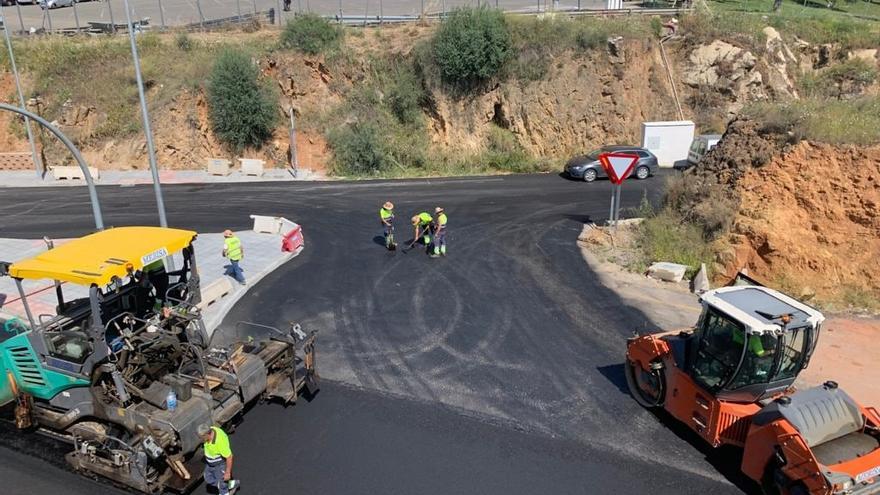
left=39, top=0, right=73, bottom=9
left=564, top=145, right=659, bottom=182
left=681, top=134, right=722, bottom=169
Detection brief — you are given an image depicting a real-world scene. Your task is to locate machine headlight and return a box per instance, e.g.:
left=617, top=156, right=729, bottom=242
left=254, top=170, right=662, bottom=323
left=831, top=479, right=853, bottom=493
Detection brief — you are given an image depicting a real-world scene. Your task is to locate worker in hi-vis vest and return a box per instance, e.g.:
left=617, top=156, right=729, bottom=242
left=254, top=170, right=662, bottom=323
left=222, top=230, right=246, bottom=285
left=380, top=201, right=396, bottom=250
left=411, top=212, right=433, bottom=247
left=431, top=207, right=448, bottom=258
left=197, top=423, right=239, bottom=494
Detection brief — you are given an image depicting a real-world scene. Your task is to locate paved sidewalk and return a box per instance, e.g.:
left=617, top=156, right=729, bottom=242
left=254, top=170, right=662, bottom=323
left=0, top=168, right=324, bottom=188
left=0, top=229, right=301, bottom=336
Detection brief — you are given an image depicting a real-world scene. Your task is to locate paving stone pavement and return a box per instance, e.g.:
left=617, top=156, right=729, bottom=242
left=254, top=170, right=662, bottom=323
left=0, top=229, right=301, bottom=335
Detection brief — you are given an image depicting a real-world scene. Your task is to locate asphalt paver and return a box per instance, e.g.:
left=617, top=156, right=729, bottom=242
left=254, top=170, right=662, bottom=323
left=0, top=173, right=748, bottom=494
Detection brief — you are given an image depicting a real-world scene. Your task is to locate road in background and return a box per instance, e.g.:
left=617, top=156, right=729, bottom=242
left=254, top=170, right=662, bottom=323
left=0, top=173, right=751, bottom=494
left=6, top=0, right=607, bottom=32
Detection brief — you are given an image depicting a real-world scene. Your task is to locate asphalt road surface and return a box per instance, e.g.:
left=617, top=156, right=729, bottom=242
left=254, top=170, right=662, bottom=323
left=0, top=173, right=750, bottom=495
left=3, top=0, right=603, bottom=32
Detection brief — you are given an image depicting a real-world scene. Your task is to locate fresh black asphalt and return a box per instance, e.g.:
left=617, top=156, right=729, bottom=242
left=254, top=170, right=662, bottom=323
left=0, top=173, right=748, bottom=494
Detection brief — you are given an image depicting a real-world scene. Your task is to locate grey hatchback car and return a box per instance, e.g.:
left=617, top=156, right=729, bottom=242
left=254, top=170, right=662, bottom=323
left=564, top=145, right=659, bottom=182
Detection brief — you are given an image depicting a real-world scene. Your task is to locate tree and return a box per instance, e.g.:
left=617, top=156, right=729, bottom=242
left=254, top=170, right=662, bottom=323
left=432, top=7, right=512, bottom=87
left=207, top=49, right=278, bottom=152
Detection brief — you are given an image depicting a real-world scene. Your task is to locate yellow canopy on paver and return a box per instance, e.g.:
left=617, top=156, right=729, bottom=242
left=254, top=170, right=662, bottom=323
left=8, top=226, right=197, bottom=286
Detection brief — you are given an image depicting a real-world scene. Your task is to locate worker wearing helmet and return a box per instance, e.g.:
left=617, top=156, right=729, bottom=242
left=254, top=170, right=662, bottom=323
left=380, top=201, right=396, bottom=250
left=430, top=207, right=448, bottom=258
left=411, top=212, right=433, bottom=247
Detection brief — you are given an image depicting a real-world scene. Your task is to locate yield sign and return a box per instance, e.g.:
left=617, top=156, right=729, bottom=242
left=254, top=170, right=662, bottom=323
left=598, top=153, right=640, bottom=185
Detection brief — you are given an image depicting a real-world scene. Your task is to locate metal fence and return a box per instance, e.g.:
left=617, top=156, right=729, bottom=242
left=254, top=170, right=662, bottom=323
left=0, top=0, right=686, bottom=35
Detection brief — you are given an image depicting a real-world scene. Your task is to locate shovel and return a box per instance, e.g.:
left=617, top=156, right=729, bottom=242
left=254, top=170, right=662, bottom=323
left=402, top=226, right=428, bottom=254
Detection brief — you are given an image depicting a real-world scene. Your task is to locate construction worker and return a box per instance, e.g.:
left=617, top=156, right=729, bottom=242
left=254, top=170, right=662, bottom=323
left=733, top=327, right=773, bottom=357
left=197, top=423, right=239, bottom=494
left=411, top=211, right=433, bottom=247
left=431, top=207, right=448, bottom=258
left=380, top=201, right=396, bottom=250
left=222, top=230, right=246, bottom=285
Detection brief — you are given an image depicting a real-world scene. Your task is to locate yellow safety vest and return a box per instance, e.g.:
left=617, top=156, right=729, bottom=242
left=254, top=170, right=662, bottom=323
left=224, top=236, right=243, bottom=261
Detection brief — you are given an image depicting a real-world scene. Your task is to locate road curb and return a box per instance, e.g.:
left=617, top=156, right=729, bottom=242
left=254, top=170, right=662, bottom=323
left=203, top=246, right=303, bottom=336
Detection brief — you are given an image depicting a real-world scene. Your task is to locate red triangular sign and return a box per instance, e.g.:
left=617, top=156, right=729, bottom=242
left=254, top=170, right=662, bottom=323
left=598, top=153, right=639, bottom=185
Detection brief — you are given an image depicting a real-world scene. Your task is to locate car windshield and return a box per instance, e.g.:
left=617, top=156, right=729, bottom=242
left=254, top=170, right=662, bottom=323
left=585, top=149, right=603, bottom=160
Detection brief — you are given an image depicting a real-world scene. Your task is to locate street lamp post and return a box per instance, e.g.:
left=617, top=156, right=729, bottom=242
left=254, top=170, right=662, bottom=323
left=0, top=104, right=104, bottom=231
left=1, top=6, right=43, bottom=177
left=121, top=0, right=169, bottom=229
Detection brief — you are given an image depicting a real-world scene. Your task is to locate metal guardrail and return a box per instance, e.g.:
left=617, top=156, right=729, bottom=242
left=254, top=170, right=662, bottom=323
left=320, top=6, right=691, bottom=25
left=182, top=9, right=273, bottom=29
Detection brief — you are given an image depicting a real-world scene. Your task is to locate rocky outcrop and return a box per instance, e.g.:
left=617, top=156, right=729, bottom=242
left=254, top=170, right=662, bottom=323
left=425, top=39, right=681, bottom=157
left=762, top=27, right=798, bottom=100
left=681, top=40, right=765, bottom=114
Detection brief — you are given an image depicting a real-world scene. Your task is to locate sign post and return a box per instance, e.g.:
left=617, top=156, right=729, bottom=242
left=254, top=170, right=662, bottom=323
left=598, top=153, right=639, bottom=227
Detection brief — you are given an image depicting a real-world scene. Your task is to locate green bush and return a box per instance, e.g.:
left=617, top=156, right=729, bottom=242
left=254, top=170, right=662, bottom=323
left=207, top=49, right=278, bottom=151
left=175, top=32, right=195, bottom=52
left=385, top=61, right=425, bottom=125
left=328, top=122, right=390, bottom=175
left=432, top=7, right=512, bottom=87
left=280, top=13, right=342, bottom=55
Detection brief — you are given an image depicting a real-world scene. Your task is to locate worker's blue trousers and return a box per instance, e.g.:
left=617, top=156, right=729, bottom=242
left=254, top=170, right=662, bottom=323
left=225, top=260, right=245, bottom=284
left=204, top=461, right=229, bottom=495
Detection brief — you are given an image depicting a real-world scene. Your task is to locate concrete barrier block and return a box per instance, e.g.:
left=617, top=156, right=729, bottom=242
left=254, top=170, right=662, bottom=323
left=250, top=215, right=283, bottom=234
left=51, top=165, right=100, bottom=181
left=647, top=262, right=688, bottom=283
left=207, top=158, right=232, bottom=176
left=239, top=158, right=265, bottom=177
left=198, top=277, right=234, bottom=310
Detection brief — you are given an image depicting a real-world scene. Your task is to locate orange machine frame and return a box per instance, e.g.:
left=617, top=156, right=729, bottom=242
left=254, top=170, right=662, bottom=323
left=627, top=332, right=760, bottom=448
left=628, top=332, right=880, bottom=494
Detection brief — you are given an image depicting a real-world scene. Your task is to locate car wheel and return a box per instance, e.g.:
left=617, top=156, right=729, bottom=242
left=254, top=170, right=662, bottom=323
left=635, top=166, right=650, bottom=180
left=582, top=169, right=597, bottom=183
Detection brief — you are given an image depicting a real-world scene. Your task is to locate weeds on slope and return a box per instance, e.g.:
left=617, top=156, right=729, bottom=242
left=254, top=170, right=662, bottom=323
left=0, top=33, right=270, bottom=143
left=746, top=96, right=880, bottom=146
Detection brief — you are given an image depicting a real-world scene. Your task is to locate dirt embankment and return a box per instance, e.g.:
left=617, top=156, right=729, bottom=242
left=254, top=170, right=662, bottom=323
left=726, top=140, right=880, bottom=305
left=3, top=22, right=861, bottom=172
left=429, top=38, right=680, bottom=158
left=0, top=74, right=31, bottom=153
left=678, top=118, right=880, bottom=308
left=1, top=21, right=877, bottom=175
